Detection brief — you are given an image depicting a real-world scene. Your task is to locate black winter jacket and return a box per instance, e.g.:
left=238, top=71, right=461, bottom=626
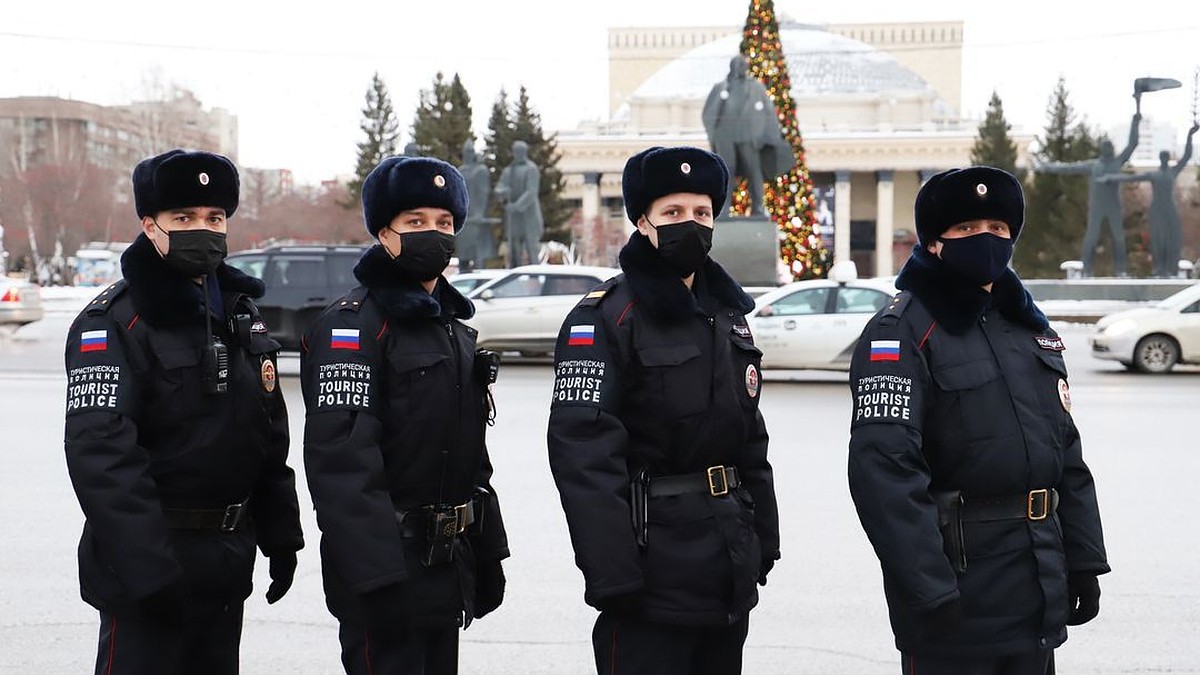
left=547, top=233, right=780, bottom=626
left=63, top=234, right=303, bottom=611
left=848, top=247, right=1108, bottom=658
left=301, top=246, right=509, bottom=628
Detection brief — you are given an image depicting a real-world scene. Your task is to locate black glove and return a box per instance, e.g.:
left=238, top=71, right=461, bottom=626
left=758, top=557, right=776, bottom=587
left=1066, top=573, right=1101, bottom=625
left=265, top=551, right=297, bottom=604
left=474, top=559, right=506, bottom=619
left=138, top=579, right=188, bottom=625
left=918, top=599, right=962, bottom=636
left=360, top=583, right=410, bottom=626
left=596, top=592, right=641, bottom=615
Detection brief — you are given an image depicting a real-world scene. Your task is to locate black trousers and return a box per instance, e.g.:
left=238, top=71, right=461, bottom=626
left=338, top=622, right=459, bottom=675
left=592, top=611, right=750, bottom=675
left=901, top=650, right=1055, bottom=675
left=93, top=603, right=244, bottom=675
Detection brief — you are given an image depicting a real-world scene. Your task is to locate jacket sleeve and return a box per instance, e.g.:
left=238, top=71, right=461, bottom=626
left=741, top=402, right=779, bottom=564
left=546, top=303, right=643, bottom=605
left=846, top=317, right=958, bottom=611
left=63, top=311, right=182, bottom=600
left=301, top=312, right=408, bottom=593
left=1056, top=415, right=1109, bottom=575
left=471, top=445, right=511, bottom=562
left=250, top=329, right=304, bottom=558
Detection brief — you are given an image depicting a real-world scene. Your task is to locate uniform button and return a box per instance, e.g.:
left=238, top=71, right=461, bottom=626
left=340, top=301, right=347, bottom=306
left=1039, top=637, right=1047, bottom=646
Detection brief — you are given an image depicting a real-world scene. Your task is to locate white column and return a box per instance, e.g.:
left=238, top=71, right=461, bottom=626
left=834, top=170, right=852, bottom=265
left=581, top=172, right=601, bottom=222
left=875, top=170, right=895, bottom=277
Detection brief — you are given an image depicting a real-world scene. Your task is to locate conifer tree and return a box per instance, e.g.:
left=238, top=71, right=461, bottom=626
left=737, top=0, right=829, bottom=279
left=971, top=91, right=1019, bottom=175
left=347, top=72, right=399, bottom=205
left=1016, top=77, right=1098, bottom=277
left=410, top=72, right=474, bottom=165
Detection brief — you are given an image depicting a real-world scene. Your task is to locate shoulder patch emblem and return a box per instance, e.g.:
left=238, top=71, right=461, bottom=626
left=1057, top=378, right=1072, bottom=412
left=80, top=330, right=108, bottom=353
left=869, top=339, right=900, bottom=362
left=251, top=320, right=268, bottom=334
left=330, top=328, right=360, bottom=350
left=261, top=357, right=277, bottom=393
left=732, top=323, right=752, bottom=338
left=745, top=364, right=760, bottom=398
left=1036, top=336, right=1065, bottom=351
left=568, top=324, right=595, bottom=346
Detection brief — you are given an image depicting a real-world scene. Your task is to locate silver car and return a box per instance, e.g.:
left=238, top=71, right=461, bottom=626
left=1090, top=282, right=1200, bottom=373
left=0, top=278, right=45, bottom=326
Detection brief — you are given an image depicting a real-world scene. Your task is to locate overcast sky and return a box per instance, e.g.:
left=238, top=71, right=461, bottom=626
left=2, top=0, right=1197, bottom=184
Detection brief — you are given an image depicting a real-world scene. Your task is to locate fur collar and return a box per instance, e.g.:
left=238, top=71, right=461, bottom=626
left=120, top=233, right=264, bottom=326
left=894, top=245, right=1048, bottom=334
left=617, top=232, right=754, bottom=322
left=352, top=244, right=474, bottom=321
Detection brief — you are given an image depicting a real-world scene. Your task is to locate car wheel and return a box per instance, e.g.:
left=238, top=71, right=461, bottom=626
left=1132, top=334, right=1179, bottom=373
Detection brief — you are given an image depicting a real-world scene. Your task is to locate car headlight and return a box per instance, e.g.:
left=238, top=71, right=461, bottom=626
left=1101, top=318, right=1138, bottom=337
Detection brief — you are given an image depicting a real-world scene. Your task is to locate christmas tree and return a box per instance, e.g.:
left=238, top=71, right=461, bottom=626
left=736, top=0, right=829, bottom=280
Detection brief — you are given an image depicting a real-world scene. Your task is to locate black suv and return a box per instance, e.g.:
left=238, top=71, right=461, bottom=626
left=225, top=245, right=367, bottom=350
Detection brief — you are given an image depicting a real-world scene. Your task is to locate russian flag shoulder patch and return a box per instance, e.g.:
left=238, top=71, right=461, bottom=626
left=869, top=339, right=901, bottom=362
left=330, top=328, right=361, bottom=350
left=80, top=329, right=108, bottom=353
left=567, top=324, right=595, bottom=346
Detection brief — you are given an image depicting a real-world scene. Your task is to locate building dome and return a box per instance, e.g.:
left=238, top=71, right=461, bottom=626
left=631, top=24, right=932, bottom=102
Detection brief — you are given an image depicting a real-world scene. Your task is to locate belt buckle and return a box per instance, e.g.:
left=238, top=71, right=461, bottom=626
left=1027, top=489, right=1049, bottom=521
left=453, top=502, right=471, bottom=535
left=220, top=502, right=245, bottom=532
left=706, top=465, right=729, bottom=497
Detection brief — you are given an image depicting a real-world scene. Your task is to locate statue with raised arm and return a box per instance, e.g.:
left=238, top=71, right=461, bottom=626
left=1100, top=123, right=1198, bottom=277
left=494, top=140, right=543, bottom=267
left=1033, top=111, right=1141, bottom=276
left=702, top=54, right=796, bottom=218
left=456, top=140, right=496, bottom=271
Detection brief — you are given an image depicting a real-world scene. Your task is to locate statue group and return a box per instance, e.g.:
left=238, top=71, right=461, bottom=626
left=1032, top=77, right=1197, bottom=277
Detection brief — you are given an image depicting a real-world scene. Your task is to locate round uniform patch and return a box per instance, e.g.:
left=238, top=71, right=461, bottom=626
left=1057, top=378, right=1071, bottom=412
left=198, top=172, right=210, bottom=186
left=745, top=364, right=760, bottom=398
left=261, top=357, right=277, bottom=393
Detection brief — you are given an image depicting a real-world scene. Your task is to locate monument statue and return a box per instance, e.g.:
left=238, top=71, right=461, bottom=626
left=456, top=140, right=497, bottom=271
left=702, top=54, right=796, bottom=217
left=1100, top=123, right=1198, bottom=277
left=494, top=140, right=543, bottom=267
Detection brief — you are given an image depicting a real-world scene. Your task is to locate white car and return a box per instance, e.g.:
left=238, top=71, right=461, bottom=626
left=0, top=278, right=45, bottom=326
left=1089, top=282, right=1200, bottom=373
left=447, top=269, right=506, bottom=296
left=749, top=268, right=897, bottom=371
left=463, top=264, right=621, bottom=356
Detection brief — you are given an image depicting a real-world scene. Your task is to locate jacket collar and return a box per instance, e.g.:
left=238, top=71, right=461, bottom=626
left=120, top=233, right=264, bottom=326
left=352, top=244, right=474, bottom=321
left=894, top=245, right=1048, bottom=334
left=617, top=232, right=754, bottom=323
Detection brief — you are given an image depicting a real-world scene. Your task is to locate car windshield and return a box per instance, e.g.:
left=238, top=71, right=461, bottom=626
left=1156, top=284, right=1200, bottom=310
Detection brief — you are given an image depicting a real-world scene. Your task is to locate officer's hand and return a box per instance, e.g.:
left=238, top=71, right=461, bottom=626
left=757, top=557, right=776, bottom=587
left=1066, top=573, right=1101, bottom=625
left=918, top=599, right=962, bottom=636
left=595, top=592, right=641, bottom=615
left=138, top=579, right=188, bottom=625
left=474, top=559, right=506, bottom=619
left=265, top=551, right=297, bottom=604
left=361, top=583, right=410, bottom=626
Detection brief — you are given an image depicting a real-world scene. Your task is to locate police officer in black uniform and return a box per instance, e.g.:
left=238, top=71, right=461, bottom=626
left=301, top=156, right=509, bottom=675
left=63, top=149, right=304, bottom=675
left=547, top=146, right=780, bottom=675
left=848, top=166, right=1108, bottom=675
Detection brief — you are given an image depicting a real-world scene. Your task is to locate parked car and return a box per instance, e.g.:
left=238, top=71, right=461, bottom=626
left=1089, top=282, right=1200, bottom=373
left=225, top=244, right=367, bottom=350
left=448, top=269, right=506, bottom=296
left=0, top=278, right=45, bottom=326
left=748, top=263, right=896, bottom=371
left=463, top=264, right=621, bottom=356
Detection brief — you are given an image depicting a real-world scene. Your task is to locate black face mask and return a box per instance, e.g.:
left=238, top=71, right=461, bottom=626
left=155, top=225, right=227, bottom=277
left=648, top=219, right=713, bottom=277
left=387, top=229, right=456, bottom=282
left=936, top=232, right=1014, bottom=286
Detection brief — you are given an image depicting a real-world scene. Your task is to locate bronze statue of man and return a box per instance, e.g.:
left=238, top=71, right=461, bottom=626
left=1100, top=123, right=1198, bottom=277
left=702, top=54, right=795, bottom=217
left=494, top=140, right=543, bottom=267
left=1033, top=112, right=1141, bottom=276
left=456, top=140, right=496, bottom=271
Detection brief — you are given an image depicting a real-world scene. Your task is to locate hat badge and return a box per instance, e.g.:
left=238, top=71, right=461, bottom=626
left=198, top=172, right=210, bottom=186
left=680, top=162, right=692, bottom=175
left=433, top=174, right=446, bottom=188
left=975, top=182, right=988, bottom=197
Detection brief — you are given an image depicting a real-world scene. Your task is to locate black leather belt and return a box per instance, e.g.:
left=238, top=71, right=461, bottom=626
left=163, top=499, right=251, bottom=532
left=648, top=466, right=741, bottom=498
left=396, top=501, right=475, bottom=539
left=961, top=489, right=1058, bottom=522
